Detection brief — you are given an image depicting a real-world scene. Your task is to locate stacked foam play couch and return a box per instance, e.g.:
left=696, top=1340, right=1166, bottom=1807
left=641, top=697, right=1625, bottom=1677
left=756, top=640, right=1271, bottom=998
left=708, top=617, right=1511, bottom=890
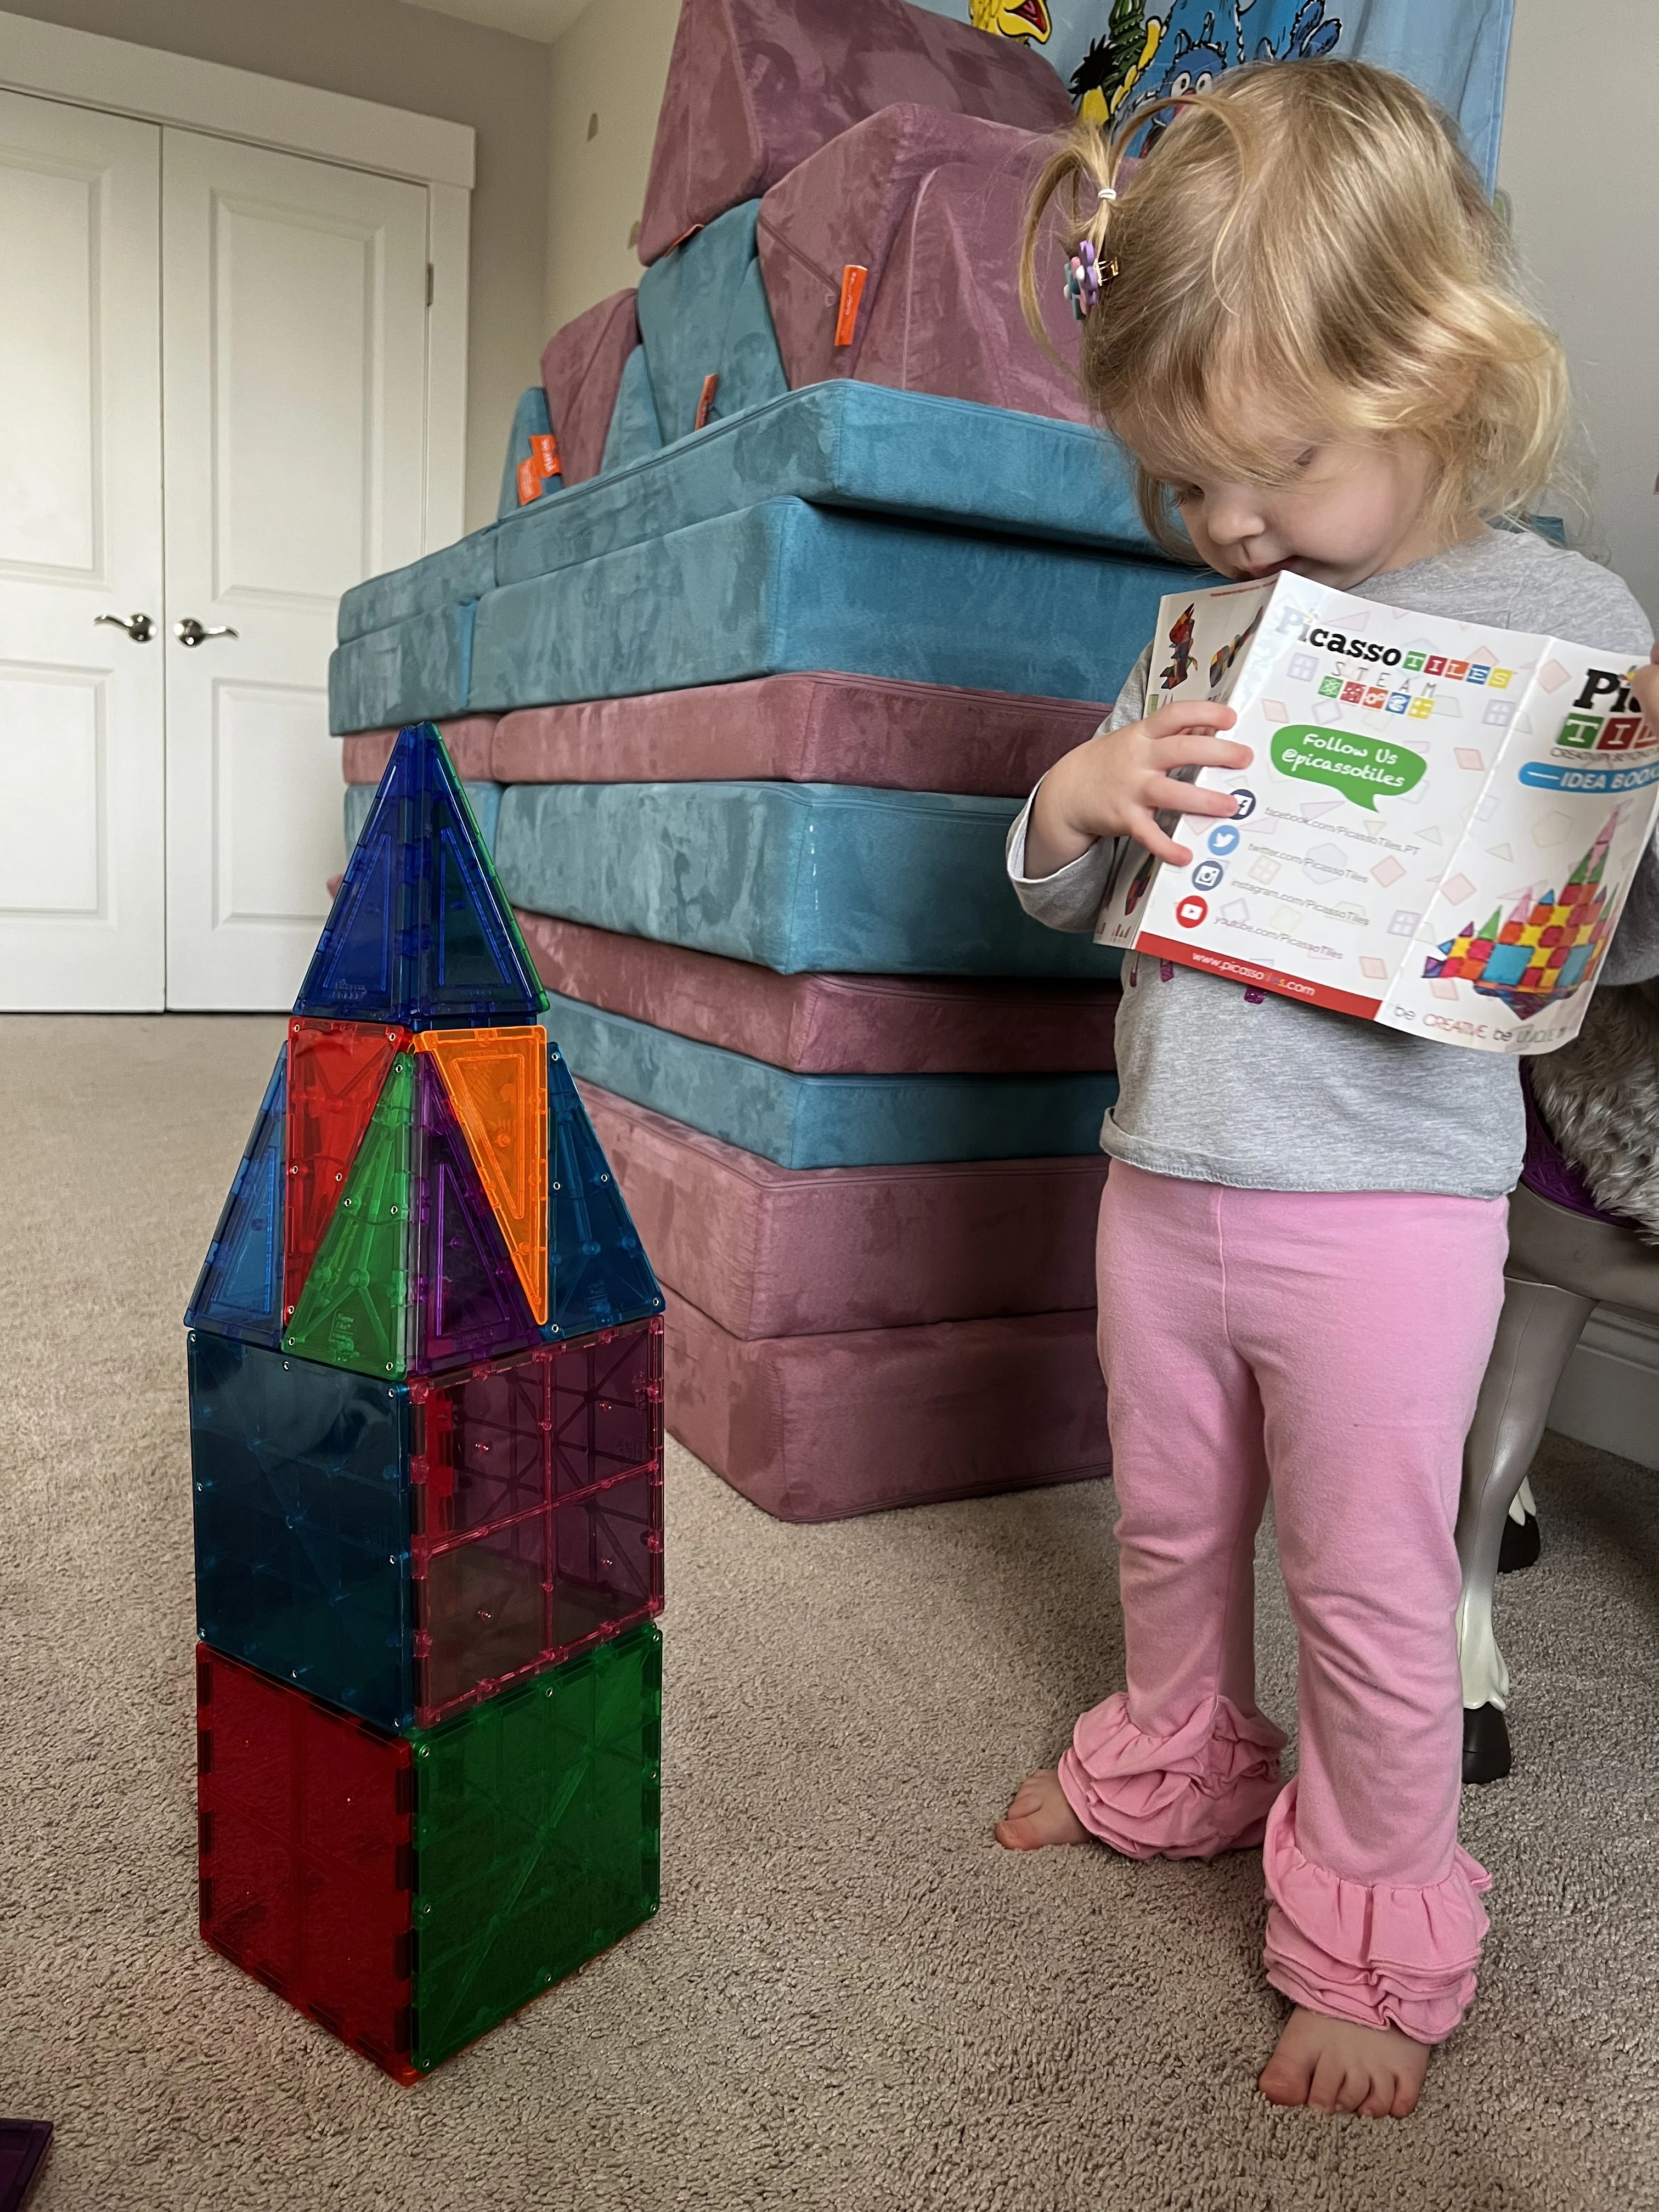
left=333, top=0, right=1199, bottom=1521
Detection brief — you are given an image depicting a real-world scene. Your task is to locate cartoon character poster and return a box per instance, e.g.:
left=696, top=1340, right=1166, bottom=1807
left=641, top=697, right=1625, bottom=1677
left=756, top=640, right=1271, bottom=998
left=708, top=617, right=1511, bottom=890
left=919, top=0, right=1514, bottom=189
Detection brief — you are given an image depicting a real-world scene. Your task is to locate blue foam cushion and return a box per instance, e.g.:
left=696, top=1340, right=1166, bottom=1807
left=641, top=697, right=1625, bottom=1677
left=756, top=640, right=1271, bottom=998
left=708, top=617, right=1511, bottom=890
left=635, top=201, right=787, bottom=445
left=495, top=781, right=1120, bottom=979
left=345, top=778, right=500, bottom=862
left=719, top=257, right=791, bottom=425
left=329, top=603, right=475, bottom=735
left=337, top=534, right=495, bottom=648
left=340, top=383, right=1176, bottom=657
left=599, top=346, right=665, bottom=476
left=496, top=384, right=559, bottom=521
left=471, top=499, right=1178, bottom=716
left=495, top=381, right=1160, bottom=587
left=541, top=995, right=1115, bottom=1169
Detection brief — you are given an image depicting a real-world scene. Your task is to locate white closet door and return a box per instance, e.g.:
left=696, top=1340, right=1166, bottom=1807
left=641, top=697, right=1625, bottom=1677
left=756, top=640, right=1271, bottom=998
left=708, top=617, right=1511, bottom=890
left=160, top=128, right=430, bottom=1010
left=0, top=92, right=165, bottom=1011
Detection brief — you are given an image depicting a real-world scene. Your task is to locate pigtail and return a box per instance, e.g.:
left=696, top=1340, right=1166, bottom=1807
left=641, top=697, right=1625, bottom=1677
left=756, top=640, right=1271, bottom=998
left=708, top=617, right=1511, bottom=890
left=1018, top=120, right=1126, bottom=362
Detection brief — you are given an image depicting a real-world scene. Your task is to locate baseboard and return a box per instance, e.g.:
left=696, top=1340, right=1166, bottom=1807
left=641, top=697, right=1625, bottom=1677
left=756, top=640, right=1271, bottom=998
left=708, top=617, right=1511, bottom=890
left=1547, top=1305, right=1659, bottom=1471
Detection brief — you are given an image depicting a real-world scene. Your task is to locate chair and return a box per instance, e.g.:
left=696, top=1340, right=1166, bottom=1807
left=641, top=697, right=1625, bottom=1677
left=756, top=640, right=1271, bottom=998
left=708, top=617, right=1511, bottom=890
left=1457, top=1177, right=1659, bottom=1781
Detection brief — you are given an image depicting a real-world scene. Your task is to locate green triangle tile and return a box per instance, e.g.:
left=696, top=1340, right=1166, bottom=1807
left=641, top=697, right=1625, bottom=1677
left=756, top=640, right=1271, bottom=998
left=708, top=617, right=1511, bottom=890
left=284, top=1054, right=415, bottom=1378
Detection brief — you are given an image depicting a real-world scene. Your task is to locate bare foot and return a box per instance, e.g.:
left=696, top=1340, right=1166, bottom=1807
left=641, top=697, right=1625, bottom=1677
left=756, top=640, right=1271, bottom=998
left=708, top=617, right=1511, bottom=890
left=1259, top=2005, right=1430, bottom=2118
left=995, top=1768, right=1091, bottom=1850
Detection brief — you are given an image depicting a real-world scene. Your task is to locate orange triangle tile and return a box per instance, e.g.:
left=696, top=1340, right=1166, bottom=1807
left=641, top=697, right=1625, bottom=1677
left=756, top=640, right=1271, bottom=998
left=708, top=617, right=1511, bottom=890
left=416, top=1026, right=549, bottom=1324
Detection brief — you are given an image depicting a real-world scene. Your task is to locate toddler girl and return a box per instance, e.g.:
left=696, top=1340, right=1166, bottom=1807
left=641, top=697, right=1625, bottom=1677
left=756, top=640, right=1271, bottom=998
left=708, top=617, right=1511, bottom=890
left=997, top=59, right=1658, bottom=2118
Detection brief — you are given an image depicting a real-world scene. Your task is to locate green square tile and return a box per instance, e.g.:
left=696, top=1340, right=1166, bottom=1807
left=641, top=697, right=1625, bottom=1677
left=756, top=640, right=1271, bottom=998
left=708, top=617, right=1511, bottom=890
left=408, top=1622, right=661, bottom=2072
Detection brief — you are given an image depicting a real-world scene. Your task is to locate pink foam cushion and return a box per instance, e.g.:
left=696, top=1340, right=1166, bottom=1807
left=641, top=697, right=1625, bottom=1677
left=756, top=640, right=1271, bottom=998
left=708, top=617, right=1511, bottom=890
left=638, top=0, right=1072, bottom=265
left=580, top=1076, right=1107, bottom=1335
left=343, top=716, right=499, bottom=783
left=758, top=104, right=1084, bottom=420
left=492, top=671, right=1106, bottom=797
left=665, top=1285, right=1108, bottom=1520
left=539, top=290, right=640, bottom=487
left=528, top=913, right=1118, bottom=1074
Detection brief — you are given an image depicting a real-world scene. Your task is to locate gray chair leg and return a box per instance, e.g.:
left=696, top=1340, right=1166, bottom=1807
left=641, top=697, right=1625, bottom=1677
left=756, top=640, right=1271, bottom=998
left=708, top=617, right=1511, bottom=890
left=1499, top=1471, right=1542, bottom=1573
left=1457, top=1277, right=1595, bottom=1782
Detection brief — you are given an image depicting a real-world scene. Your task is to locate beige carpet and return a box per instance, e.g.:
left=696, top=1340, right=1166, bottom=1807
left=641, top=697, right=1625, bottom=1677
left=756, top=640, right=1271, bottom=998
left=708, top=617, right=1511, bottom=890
left=3, top=1015, right=1657, bottom=2212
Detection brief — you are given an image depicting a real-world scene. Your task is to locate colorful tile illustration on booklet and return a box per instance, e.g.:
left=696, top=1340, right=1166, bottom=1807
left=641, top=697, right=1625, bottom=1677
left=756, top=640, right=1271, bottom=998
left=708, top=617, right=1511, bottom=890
left=1423, top=815, right=1618, bottom=1017
left=185, top=723, right=665, bottom=2079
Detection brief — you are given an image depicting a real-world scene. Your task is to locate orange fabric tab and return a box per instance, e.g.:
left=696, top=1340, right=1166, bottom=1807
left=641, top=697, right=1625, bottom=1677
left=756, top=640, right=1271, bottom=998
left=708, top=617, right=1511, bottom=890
left=834, top=264, right=868, bottom=348
left=416, top=1026, right=549, bottom=1324
left=694, top=373, right=719, bottom=431
left=531, top=431, right=561, bottom=479
left=516, top=456, right=541, bottom=505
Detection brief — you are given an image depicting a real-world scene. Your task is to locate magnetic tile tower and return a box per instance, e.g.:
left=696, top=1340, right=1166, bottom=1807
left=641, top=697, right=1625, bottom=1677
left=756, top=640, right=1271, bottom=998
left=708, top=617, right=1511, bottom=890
left=185, top=724, right=667, bottom=2081
left=1424, top=812, right=1617, bottom=1018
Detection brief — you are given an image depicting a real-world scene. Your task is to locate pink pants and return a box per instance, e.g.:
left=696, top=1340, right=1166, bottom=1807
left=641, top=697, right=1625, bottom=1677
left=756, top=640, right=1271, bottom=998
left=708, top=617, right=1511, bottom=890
left=1062, top=1161, right=1509, bottom=2043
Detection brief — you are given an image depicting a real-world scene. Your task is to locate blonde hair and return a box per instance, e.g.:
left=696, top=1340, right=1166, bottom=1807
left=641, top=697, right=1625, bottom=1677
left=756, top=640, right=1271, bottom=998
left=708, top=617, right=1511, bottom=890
left=1020, top=59, right=1569, bottom=558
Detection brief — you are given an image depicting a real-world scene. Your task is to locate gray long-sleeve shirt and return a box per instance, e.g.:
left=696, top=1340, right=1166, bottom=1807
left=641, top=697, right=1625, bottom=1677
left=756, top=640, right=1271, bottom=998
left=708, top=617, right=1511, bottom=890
left=1008, top=528, right=1656, bottom=1198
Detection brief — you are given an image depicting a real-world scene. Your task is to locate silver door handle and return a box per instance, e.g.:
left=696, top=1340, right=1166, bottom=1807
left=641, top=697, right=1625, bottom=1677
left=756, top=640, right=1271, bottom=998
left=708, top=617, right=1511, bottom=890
left=94, top=611, right=154, bottom=643
left=176, top=618, right=239, bottom=647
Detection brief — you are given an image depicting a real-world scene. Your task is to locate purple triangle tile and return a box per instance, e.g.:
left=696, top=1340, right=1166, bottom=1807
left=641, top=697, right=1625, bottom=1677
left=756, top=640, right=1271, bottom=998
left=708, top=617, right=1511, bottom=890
left=412, top=1053, right=538, bottom=1373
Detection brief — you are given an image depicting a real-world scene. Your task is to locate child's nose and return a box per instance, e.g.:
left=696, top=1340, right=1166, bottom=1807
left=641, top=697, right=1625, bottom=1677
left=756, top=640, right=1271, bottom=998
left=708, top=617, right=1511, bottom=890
left=1205, top=488, right=1268, bottom=545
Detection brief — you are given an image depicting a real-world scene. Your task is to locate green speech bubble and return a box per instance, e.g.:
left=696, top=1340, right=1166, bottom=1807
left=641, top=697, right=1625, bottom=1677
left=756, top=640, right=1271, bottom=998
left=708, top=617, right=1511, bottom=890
left=1269, top=725, right=1427, bottom=812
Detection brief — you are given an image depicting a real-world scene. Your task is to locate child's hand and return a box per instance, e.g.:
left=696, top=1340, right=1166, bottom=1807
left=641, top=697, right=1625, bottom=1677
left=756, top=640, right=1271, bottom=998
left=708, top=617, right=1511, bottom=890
left=1628, top=645, right=1659, bottom=729
left=1025, top=701, right=1252, bottom=876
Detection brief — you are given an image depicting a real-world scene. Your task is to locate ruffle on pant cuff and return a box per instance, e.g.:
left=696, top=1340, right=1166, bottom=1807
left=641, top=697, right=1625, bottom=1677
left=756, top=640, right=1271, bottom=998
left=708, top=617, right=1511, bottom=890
left=1262, top=1779, right=1492, bottom=2045
left=1057, top=1690, right=1286, bottom=1860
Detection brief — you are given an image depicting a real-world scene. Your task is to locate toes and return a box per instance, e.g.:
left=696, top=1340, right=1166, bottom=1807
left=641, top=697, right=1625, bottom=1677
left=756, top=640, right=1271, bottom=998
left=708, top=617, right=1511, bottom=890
left=1391, top=2069, right=1425, bottom=2119
left=994, top=1815, right=1041, bottom=1850
left=1358, top=2074, right=1395, bottom=2120
left=1331, top=2066, right=1369, bottom=2116
left=1258, top=2050, right=1313, bottom=2107
left=1306, top=2051, right=1350, bottom=2113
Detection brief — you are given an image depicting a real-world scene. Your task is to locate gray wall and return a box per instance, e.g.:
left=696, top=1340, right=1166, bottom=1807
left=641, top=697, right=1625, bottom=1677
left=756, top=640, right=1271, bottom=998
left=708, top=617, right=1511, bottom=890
left=542, top=0, right=678, bottom=336
left=5, top=0, right=552, bottom=534
left=1497, top=0, right=1657, bottom=622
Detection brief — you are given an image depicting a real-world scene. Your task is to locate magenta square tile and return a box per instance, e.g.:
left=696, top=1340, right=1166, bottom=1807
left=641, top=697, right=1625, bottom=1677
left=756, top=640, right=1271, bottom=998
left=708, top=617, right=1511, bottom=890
left=550, top=1466, right=663, bottom=1656
left=551, top=1323, right=662, bottom=1499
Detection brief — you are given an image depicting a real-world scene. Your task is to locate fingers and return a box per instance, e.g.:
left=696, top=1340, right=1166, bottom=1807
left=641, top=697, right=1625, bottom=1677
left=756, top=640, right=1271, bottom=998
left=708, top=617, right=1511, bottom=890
left=1149, top=731, right=1255, bottom=774
left=1627, top=652, right=1659, bottom=724
left=1144, top=699, right=1239, bottom=737
left=1146, top=777, right=1243, bottom=821
left=1124, top=808, right=1192, bottom=868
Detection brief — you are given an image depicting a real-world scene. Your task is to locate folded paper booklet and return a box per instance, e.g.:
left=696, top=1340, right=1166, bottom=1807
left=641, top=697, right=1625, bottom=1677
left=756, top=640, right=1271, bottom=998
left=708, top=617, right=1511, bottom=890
left=1096, top=571, right=1659, bottom=1053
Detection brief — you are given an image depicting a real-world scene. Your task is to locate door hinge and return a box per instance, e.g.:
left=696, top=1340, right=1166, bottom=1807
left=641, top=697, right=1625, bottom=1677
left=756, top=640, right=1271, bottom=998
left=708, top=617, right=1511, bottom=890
left=426, top=263, right=435, bottom=307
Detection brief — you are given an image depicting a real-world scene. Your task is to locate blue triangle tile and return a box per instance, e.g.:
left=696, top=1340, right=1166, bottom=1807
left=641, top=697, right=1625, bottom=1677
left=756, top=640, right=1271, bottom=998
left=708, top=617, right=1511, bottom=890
left=295, top=723, right=548, bottom=1029
left=304, top=811, right=397, bottom=1014
left=544, top=1039, right=664, bottom=1341
left=185, top=1044, right=287, bottom=1347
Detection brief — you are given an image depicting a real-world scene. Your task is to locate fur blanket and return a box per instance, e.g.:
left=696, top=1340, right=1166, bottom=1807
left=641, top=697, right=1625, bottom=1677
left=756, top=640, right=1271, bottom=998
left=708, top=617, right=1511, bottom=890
left=1532, top=981, right=1659, bottom=1245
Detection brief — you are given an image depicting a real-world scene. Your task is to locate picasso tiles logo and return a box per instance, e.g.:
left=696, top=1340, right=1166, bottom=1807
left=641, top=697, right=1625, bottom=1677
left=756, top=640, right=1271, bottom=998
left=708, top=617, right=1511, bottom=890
left=1298, top=622, right=1656, bottom=761
left=1299, top=622, right=1516, bottom=725
left=1556, top=669, right=1655, bottom=755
